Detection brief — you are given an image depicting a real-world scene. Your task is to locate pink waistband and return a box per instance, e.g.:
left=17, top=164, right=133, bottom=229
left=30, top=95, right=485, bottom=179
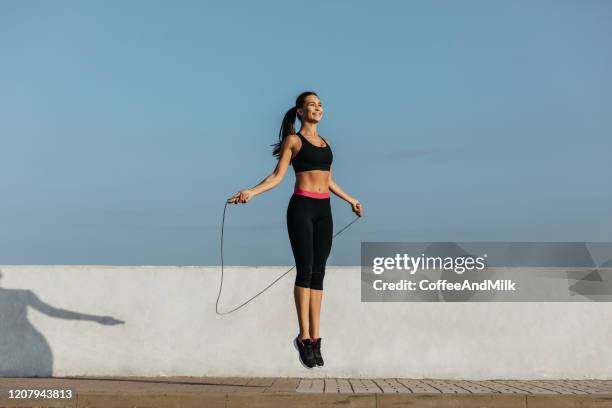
left=294, top=187, right=330, bottom=199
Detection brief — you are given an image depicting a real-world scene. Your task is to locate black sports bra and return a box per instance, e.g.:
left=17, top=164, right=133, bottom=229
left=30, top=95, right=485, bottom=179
left=291, top=132, right=333, bottom=173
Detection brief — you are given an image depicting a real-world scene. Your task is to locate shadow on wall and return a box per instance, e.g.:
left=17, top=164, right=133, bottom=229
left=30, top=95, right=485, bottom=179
left=0, top=270, right=124, bottom=377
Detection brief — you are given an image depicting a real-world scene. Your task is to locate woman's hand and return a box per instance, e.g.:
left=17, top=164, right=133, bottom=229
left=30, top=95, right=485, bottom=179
left=228, top=189, right=253, bottom=204
left=350, top=199, right=363, bottom=217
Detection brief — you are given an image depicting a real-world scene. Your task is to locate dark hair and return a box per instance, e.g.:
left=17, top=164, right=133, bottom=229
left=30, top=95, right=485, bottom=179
left=271, top=91, right=319, bottom=159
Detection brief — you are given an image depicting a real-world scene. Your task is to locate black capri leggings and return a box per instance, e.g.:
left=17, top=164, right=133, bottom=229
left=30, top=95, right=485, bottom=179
left=286, top=194, right=333, bottom=290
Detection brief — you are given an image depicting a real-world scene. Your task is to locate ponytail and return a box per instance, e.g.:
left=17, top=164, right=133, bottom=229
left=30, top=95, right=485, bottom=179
left=272, top=91, right=318, bottom=159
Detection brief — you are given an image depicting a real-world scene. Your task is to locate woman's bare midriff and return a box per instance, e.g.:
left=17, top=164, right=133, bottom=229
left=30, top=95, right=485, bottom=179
left=295, top=170, right=330, bottom=193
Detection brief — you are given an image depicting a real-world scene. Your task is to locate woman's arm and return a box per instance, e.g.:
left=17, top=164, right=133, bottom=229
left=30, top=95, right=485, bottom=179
left=329, top=169, right=363, bottom=217
left=328, top=169, right=356, bottom=204
left=320, top=139, right=355, bottom=204
left=229, top=135, right=297, bottom=203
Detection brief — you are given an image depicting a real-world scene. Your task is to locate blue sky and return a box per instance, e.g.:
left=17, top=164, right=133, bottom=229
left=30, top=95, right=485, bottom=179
left=1, top=0, right=611, bottom=265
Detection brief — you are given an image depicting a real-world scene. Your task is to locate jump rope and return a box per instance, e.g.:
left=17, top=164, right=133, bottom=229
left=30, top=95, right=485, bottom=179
left=216, top=198, right=361, bottom=315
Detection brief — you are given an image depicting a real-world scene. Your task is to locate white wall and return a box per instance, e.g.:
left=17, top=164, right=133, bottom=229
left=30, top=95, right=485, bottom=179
left=1, top=265, right=610, bottom=379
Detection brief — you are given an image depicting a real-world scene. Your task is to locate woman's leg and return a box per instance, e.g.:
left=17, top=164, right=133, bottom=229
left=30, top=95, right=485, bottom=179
left=308, top=289, right=323, bottom=339
left=294, top=286, right=311, bottom=341
left=309, top=202, right=333, bottom=339
left=287, top=195, right=315, bottom=341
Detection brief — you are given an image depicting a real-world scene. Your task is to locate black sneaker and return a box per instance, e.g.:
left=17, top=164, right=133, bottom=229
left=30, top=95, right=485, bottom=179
left=312, top=337, right=324, bottom=366
left=293, top=335, right=316, bottom=368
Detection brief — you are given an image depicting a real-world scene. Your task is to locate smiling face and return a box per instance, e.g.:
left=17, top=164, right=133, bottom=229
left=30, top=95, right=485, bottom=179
left=297, top=94, right=324, bottom=124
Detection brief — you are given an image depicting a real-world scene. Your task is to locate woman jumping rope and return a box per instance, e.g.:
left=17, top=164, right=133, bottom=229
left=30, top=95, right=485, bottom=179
left=228, top=91, right=363, bottom=368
